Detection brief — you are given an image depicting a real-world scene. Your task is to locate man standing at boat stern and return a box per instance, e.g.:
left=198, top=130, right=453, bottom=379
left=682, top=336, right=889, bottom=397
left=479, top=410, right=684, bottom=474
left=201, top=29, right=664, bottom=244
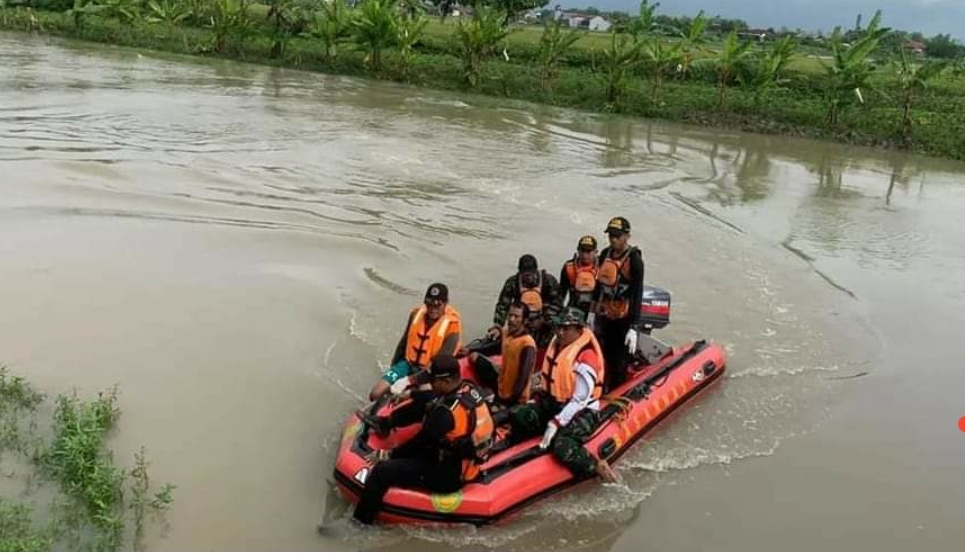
left=353, top=355, right=494, bottom=525
left=596, top=217, right=645, bottom=392
left=508, top=307, right=618, bottom=482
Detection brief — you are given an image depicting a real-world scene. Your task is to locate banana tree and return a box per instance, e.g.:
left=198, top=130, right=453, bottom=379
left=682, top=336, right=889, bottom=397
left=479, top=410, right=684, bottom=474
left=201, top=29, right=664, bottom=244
left=146, top=0, right=189, bottom=24
left=454, top=6, right=509, bottom=89
left=709, top=29, right=753, bottom=108
left=627, top=0, right=659, bottom=39
left=821, top=10, right=890, bottom=126
left=351, top=0, right=399, bottom=73
left=209, top=0, right=251, bottom=54
left=639, top=36, right=680, bottom=104
left=678, top=9, right=708, bottom=77
left=98, top=0, right=142, bottom=23
left=312, top=0, right=350, bottom=61
left=537, top=17, right=582, bottom=91
left=739, top=34, right=797, bottom=106
left=67, top=0, right=104, bottom=30
left=596, top=29, right=641, bottom=104
left=265, top=0, right=295, bottom=58
left=396, top=11, right=427, bottom=81
left=67, top=0, right=143, bottom=32
left=892, top=48, right=949, bottom=141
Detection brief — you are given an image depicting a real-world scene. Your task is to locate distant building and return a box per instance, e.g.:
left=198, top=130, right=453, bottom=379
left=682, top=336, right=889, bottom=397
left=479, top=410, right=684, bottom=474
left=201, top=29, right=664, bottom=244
left=567, top=14, right=588, bottom=27
left=738, top=28, right=770, bottom=41
left=904, top=40, right=927, bottom=56
left=588, top=15, right=611, bottom=32
left=558, top=11, right=609, bottom=31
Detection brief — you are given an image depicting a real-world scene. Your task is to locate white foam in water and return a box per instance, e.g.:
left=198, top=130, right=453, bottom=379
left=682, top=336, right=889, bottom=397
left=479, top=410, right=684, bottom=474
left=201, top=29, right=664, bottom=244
left=402, top=518, right=543, bottom=548
left=728, top=363, right=840, bottom=379
left=625, top=441, right=781, bottom=473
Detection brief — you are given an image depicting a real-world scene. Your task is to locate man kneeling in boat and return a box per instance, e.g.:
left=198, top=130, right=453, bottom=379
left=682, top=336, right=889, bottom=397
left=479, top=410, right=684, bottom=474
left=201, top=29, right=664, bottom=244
left=353, top=355, right=494, bottom=525
left=369, top=283, right=462, bottom=401
left=470, top=302, right=537, bottom=410
left=508, top=307, right=619, bottom=482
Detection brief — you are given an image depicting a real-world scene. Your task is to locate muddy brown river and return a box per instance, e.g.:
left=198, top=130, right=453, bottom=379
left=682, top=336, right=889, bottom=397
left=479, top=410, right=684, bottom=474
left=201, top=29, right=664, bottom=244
left=1, top=31, right=964, bottom=551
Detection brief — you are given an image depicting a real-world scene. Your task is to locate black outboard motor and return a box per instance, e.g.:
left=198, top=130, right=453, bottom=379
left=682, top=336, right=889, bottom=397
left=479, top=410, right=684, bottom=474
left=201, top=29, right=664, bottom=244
left=635, top=285, right=671, bottom=335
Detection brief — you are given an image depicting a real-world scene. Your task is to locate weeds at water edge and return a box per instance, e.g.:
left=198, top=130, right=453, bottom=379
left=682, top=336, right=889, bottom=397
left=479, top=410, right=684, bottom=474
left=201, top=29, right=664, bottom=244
left=0, top=366, right=175, bottom=551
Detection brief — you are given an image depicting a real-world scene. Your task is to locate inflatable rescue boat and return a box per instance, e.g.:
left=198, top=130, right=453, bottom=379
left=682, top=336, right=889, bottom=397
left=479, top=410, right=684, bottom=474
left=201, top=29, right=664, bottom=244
left=331, top=286, right=726, bottom=526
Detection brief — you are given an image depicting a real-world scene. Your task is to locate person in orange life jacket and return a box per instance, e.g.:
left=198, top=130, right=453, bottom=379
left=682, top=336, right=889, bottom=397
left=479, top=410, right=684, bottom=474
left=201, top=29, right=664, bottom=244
left=596, top=217, right=645, bottom=392
left=353, top=355, right=495, bottom=525
left=560, top=235, right=600, bottom=316
left=471, top=303, right=537, bottom=409
left=368, top=283, right=462, bottom=401
left=506, top=307, right=619, bottom=483
left=487, top=254, right=562, bottom=342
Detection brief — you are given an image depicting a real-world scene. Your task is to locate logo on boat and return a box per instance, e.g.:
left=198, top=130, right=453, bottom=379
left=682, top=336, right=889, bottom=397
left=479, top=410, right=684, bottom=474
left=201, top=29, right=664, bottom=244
left=430, top=491, right=463, bottom=513
left=342, top=422, right=362, bottom=445
left=691, top=367, right=706, bottom=383
left=354, top=467, right=370, bottom=485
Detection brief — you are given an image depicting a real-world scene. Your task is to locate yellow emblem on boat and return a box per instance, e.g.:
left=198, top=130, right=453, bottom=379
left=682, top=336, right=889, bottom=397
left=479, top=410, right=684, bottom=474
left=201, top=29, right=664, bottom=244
left=430, top=491, right=463, bottom=513
left=341, top=422, right=362, bottom=445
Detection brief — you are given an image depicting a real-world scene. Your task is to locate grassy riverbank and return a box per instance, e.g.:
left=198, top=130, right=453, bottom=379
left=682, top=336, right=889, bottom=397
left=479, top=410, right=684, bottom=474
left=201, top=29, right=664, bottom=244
left=0, top=367, right=173, bottom=551
left=2, top=3, right=964, bottom=160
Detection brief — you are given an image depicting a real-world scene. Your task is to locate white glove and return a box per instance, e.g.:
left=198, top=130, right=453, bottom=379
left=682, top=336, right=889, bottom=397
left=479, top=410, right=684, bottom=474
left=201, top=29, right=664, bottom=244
left=586, top=312, right=596, bottom=328
left=624, top=329, right=638, bottom=354
left=389, top=376, right=411, bottom=395
left=538, top=420, right=559, bottom=450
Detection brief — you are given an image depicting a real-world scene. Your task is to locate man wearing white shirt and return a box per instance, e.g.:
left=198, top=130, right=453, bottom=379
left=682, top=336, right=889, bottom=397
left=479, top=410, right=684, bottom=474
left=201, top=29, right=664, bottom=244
left=508, top=307, right=619, bottom=482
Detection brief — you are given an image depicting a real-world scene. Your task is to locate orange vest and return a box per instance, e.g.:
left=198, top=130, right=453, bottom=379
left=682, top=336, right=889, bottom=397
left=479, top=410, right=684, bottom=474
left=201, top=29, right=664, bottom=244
left=405, top=305, right=462, bottom=368
left=597, top=247, right=637, bottom=319
left=519, top=272, right=544, bottom=313
left=539, top=328, right=604, bottom=404
left=442, top=382, right=495, bottom=481
left=564, top=258, right=598, bottom=307
left=498, top=332, right=536, bottom=404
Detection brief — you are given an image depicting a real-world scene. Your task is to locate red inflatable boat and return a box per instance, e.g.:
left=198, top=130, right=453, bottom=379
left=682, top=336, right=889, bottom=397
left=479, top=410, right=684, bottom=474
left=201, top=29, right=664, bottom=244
left=331, top=286, right=726, bottom=526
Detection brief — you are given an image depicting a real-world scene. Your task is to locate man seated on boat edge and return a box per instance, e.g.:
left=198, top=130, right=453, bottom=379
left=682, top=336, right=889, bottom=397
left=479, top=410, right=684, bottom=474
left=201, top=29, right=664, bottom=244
left=368, top=282, right=462, bottom=401
left=353, top=355, right=495, bottom=525
left=507, top=307, right=619, bottom=483
left=469, top=302, right=538, bottom=413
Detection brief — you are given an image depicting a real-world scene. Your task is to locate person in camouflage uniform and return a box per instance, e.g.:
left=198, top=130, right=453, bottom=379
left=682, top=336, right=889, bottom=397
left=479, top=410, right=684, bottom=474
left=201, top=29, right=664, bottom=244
left=508, top=307, right=618, bottom=482
left=489, top=254, right=563, bottom=332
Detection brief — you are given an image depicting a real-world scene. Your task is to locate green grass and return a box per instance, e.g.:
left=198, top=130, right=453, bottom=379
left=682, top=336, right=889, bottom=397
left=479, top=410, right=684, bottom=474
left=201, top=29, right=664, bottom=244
left=2, top=6, right=964, bottom=160
left=0, top=366, right=174, bottom=551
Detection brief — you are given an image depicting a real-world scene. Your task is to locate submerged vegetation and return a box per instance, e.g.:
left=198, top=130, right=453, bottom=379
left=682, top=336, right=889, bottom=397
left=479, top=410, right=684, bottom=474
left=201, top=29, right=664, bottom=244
left=0, top=366, right=174, bottom=551
left=1, top=0, right=964, bottom=159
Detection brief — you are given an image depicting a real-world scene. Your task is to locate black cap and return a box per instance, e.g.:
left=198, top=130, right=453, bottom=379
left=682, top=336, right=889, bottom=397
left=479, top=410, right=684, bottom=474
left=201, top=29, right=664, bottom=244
left=518, top=254, right=538, bottom=272
left=424, top=283, right=449, bottom=303
left=605, top=217, right=631, bottom=234
left=428, top=354, right=460, bottom=379
left=577, top=235, right=598, bottom=251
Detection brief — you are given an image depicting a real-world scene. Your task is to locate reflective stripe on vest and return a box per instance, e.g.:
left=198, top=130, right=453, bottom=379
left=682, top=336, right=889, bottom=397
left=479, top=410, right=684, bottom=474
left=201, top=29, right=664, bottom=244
left=442, top=382, right=495, bottom=481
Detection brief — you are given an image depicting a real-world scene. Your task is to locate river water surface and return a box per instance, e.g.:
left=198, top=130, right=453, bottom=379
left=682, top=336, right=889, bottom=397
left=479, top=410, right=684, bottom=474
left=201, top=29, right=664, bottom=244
left=1, top=31, right=963, bottom=550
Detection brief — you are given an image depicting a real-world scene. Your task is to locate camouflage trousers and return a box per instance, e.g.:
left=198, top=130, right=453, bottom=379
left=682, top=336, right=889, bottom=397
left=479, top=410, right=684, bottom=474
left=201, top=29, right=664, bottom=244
left=509, top=395, right=601, bottom=479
